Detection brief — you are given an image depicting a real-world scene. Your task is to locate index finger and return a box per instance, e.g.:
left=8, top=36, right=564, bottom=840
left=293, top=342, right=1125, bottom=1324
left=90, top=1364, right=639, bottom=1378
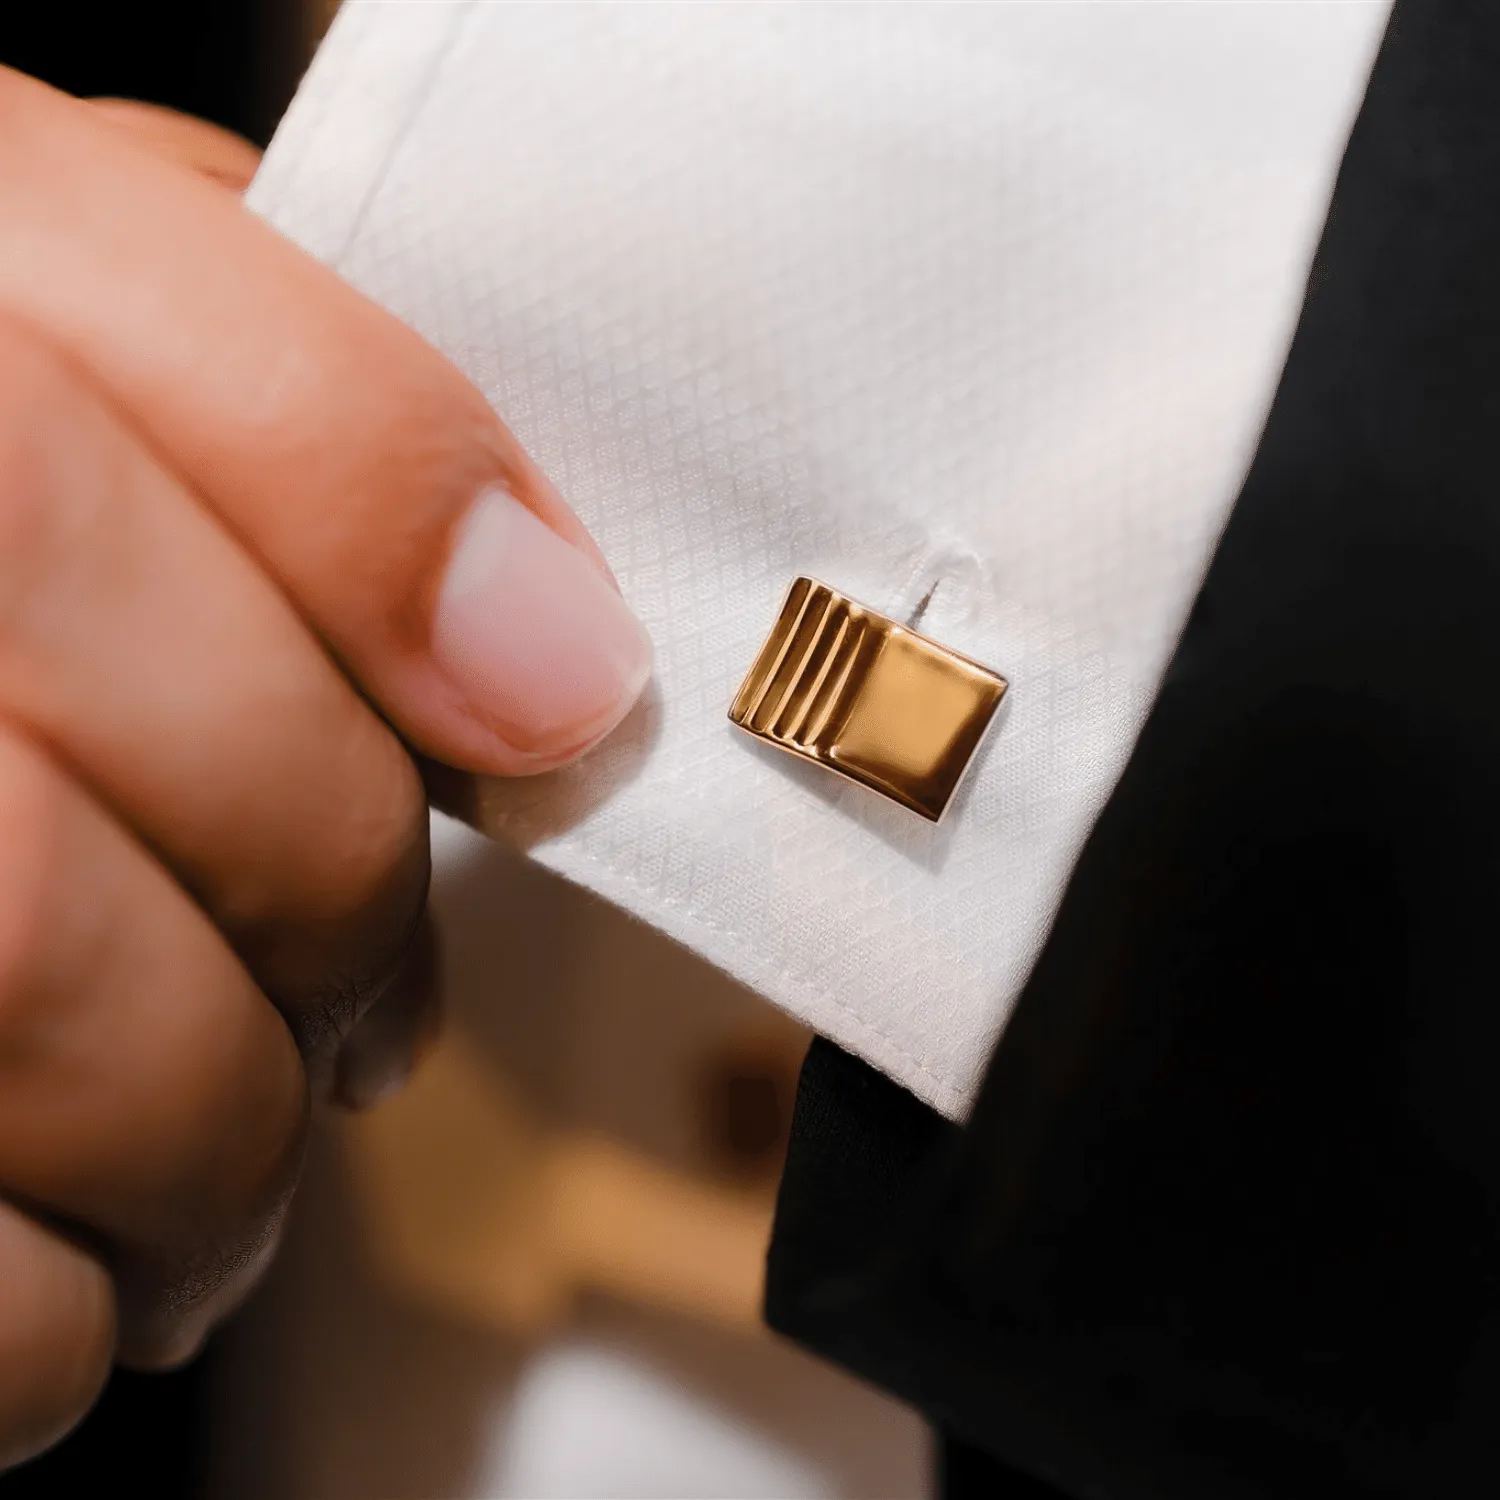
left=0, top=69, right=652, bottom=777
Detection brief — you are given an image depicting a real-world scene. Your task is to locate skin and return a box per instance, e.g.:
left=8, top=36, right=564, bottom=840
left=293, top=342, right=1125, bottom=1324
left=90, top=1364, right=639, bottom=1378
left=0, top=74, right=642, bottom=1465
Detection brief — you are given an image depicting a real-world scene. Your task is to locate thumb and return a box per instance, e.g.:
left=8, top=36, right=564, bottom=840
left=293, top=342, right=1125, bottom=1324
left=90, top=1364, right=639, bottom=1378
left=0, top=70, right=651, bottom=776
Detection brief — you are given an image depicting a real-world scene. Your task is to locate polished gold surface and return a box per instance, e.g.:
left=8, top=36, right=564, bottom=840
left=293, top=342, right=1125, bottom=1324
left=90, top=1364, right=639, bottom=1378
left=728, top=577, right=1007, bottom=821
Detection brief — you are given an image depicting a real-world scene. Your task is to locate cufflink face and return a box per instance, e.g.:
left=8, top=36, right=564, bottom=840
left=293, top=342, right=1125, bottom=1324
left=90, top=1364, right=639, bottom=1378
left=728, top=577, right=1007, bottom=822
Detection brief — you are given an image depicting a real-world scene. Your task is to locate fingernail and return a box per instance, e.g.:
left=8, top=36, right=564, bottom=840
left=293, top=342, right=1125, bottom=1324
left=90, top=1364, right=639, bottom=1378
left=433, top=488, right=652, bottom=760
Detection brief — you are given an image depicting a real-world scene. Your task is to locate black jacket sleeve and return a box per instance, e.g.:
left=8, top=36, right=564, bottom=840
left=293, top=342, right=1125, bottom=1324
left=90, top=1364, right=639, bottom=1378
left=766, top=4, right=1500, bottom=1495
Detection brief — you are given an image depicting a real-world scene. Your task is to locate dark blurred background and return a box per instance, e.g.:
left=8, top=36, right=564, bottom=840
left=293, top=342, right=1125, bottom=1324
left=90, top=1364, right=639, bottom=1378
left=0, top=11, right=311, bottom=1494
left=1, top=1, right=309, bottom=146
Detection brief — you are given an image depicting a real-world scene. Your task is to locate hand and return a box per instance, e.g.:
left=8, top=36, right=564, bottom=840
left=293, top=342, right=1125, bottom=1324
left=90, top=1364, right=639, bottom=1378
left=0, top=72, right=651, bottom=1465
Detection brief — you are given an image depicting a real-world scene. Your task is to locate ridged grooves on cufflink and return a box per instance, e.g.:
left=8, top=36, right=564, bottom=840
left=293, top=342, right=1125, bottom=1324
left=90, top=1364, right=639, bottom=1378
left=729, top=579, right=876, bottom=754
left=729, top=577, right=1008, bottom=822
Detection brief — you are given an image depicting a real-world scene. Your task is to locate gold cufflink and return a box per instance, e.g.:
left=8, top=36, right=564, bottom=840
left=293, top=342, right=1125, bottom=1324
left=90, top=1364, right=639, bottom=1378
left=728, top=577, right=1007, bottom=822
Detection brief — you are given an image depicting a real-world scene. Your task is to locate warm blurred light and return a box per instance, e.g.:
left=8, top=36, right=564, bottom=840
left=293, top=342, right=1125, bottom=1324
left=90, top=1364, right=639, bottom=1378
left=337, top=1027, right=780, bottom=1338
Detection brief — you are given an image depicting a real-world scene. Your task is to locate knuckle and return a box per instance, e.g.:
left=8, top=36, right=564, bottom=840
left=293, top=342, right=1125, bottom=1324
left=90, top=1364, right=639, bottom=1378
left=298, top=747, right=430, bottom=1059
left=0, top=326, right=86, bottom=601
left=113, top=1197, right=290, bottom=1373
left=112, top=953, right=308, bottom=1268
left=0, top=321, right=72, bottom=466
left=255, top=731, right=429, bottom=1019
left=345, top=742, right=431, bottom=917
left=325, top=736, right=430, bottom=935
left=177, top=1042, right=307, bottom=1288
left=0, top=729, right=66, bottom=1022
left=0, top=1210, right=114, bottom=1470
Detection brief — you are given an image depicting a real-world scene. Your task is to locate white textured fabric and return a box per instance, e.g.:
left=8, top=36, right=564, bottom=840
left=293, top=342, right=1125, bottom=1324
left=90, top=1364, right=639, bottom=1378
left=250, top=1, right=1387, bottom=1119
